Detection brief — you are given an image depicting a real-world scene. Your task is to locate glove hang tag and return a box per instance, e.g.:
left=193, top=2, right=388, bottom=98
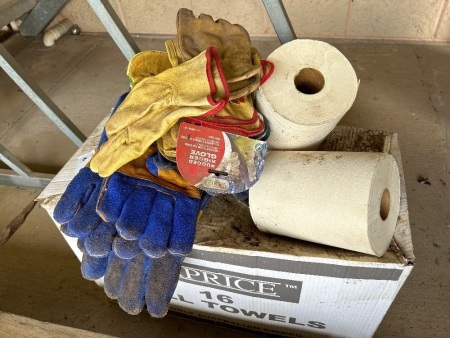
left=176, top=122, right=267, bottom=194
left=75, top=150, right=95, bottom=174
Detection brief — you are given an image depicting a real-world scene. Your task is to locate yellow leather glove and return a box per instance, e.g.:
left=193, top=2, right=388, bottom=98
left=90, top=47, right=229, bottom=177
left=157, top=96, right=265, bottom=162
left=159, top=35, right=269, bottom=162
left=127, top=50, right=172, bottom=88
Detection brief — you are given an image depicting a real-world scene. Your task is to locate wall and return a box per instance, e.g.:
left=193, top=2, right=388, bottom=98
left=52, top=0, right=450, bottom=42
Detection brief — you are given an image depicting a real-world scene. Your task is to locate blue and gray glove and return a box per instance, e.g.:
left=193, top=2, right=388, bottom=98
left=96, top=148, right=209, bottom=317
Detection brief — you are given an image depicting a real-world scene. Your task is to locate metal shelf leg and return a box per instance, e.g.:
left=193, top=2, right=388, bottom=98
left=0, top=42, right=86, bottom=147
left=262, top=0, right=297, bottom=44
left=0, top=144, right=53, bottom=189
left=87, top=0, right=140, bottom=61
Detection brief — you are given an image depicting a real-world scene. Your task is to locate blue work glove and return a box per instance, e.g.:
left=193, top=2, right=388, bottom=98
left=54, top=91, right=209, bottom=317
left=103, top=238, right=185, bottom=317
left=77, top=238, right=109, bottom=280
left=53, top=92, right=128, bottom=258
left=96, top=148, right=209, bottom=317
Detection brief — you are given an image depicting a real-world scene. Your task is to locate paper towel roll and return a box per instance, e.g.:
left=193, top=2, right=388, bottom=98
left=256, top=39, right=358, bottom=150
left=249, top=151, right=400, bottom=256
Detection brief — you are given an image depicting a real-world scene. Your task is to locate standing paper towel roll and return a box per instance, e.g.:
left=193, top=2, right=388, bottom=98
left=256, top=39, right=358, bottom=150
left=249, top=151, right=400, bottom=256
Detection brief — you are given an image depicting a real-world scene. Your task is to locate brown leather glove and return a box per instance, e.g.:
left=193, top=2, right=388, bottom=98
left=166, top=8, right=263, bottom=100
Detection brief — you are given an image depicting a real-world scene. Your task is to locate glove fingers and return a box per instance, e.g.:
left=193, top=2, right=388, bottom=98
left=168, top=198, right=200, bottom=255
left=89, top=132, right=128, bottom=177
left=104, top=252, right=128, bottom=300
left=84, top=222, right=116, bottom=257
left=91, top=132, right=146, bottom=178
left=65, top=182, right=103, bottom=238
left=54, top=168, right=98, bottom=224
left=139, top=192, right=175, bottom=258
left=116, top=186, right=156, bottom=240
left=77, top=238, right=87, bottom=252
left=59, top=223, right=68, bottom=235
left=97, top=174, right=136, bottom=223
left=117, top=252, right=149, bottom=315
left=81, top=254, right=109, bottom=280
left=113, top=237, right=141, bottom=259
left=145, top=253, right=184, bottom=318
left=78, top=239, right=108, bottom=280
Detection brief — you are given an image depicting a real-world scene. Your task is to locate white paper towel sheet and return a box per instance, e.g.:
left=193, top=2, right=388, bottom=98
left=249, top=151, right=400, bottom=257
left=256, top=39, right=358, bottom=150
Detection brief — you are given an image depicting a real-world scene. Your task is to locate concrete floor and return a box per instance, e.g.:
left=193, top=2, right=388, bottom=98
left=0, top=34, right=449, bottom=337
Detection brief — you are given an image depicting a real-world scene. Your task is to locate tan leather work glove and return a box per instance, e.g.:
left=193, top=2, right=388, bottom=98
left=166, top=8, right=263, bottom=100
left=90, top=47, right=230, bottom=177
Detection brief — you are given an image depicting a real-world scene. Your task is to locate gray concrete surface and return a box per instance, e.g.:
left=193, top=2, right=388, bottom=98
left=0, top=34, right=449, bottom=337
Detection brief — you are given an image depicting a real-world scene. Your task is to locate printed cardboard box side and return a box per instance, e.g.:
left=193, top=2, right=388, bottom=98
left=39, top=125, right=414, bottom=338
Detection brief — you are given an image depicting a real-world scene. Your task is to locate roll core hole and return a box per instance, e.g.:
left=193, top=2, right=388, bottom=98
left=294, top=68, right=325, bottom=94
left=380, top=188, right=391, bottom=221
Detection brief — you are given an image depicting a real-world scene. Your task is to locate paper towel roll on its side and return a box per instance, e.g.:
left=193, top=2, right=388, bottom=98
left=256, top=39, right=358, bottom=150
left=249, top=151, right=400, bottom=257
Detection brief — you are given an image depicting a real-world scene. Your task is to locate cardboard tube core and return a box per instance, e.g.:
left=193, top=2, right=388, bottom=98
left=380, top=188, right=391, bottom=221
left=294, top=68, right=325, bottom=94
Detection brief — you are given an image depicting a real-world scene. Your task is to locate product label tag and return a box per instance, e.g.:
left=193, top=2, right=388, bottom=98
left=75, top=150, right=95, bottom=174
left=176, top=122, right=267, bottom=194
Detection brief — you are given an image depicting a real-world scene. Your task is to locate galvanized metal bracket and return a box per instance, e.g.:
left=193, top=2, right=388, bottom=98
left=0, top=43, right=86, bottom=146
left=87, top=0, right=140, bottom=61
left=19, top=0, right=69, bottom=37
left=0, top=0, right=36, bottom=29
left=262, top=0, right=296, bottom=44
left=0, top=27, right=85, bottom=188
left=0, top=144, right=53, bottom=189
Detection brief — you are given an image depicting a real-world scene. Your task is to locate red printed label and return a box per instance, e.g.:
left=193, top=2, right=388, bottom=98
left=176, top=123, right=226, bottom=185
left=176, top=122, right=267, bottom=194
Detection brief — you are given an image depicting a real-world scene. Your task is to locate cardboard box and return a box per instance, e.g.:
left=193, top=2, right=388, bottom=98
left=39, top=122, right=414, bottom=338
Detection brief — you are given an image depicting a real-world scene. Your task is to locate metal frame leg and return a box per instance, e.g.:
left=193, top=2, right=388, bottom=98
left=0, top=40, right=87, bottom=188
left=87, top=0, right=140, bottom=61
left=262, top=0, right=297, bottom=44
left=19, top=0, right=69, bottom=37
left=0, top=144, right=53, bottom=189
